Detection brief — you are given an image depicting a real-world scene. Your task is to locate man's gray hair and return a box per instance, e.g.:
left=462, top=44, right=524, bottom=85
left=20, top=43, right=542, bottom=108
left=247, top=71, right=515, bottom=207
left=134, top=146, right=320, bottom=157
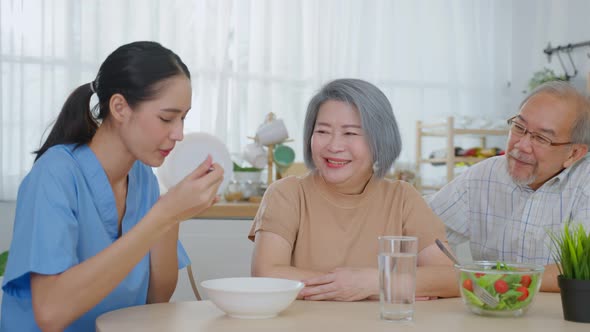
left=521, top=81, right=590, bottom=146
left=303, top=79, right=401, bottom=178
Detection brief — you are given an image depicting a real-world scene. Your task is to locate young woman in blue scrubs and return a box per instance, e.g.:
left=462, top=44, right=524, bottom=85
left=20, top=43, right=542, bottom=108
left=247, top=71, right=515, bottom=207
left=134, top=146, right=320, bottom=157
left=0, top=41, right=224, bottom=332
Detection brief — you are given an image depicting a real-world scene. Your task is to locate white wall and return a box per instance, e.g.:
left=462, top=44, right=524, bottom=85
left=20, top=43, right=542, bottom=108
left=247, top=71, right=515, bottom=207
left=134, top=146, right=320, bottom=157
left=508, top=0, right=590, bottom=113
left=0, top=202, right=16, bottom=253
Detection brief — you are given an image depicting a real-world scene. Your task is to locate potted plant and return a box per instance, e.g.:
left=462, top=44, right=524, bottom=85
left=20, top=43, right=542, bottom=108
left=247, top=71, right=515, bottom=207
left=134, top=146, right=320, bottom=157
left=0, top=250, right=8, bottom=305
left=233, top=162, right=263, bottom=183
left=549, top=223, right=590, bottom=323
left=528, top=68, right=568, bottom=92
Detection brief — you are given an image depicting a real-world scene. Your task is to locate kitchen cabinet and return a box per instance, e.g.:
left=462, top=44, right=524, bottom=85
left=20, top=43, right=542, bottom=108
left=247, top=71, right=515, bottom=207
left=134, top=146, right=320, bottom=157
left=172, top=218, right=254, bottom=302
left=170, top=203, right=258, bottom=301
left=415, top=116, right=508, bottom=192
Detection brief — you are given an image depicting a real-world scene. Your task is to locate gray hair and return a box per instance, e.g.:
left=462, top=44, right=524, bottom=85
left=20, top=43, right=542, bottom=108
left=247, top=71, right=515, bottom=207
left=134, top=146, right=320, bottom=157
left=303, top=79, right=401, bottom=178
left=521, top=81, right=590, bottom=146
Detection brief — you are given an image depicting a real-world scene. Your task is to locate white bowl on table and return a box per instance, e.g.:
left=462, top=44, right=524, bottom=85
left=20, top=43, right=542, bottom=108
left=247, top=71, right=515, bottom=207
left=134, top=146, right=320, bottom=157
left=200, top=277, right=304, bottom=319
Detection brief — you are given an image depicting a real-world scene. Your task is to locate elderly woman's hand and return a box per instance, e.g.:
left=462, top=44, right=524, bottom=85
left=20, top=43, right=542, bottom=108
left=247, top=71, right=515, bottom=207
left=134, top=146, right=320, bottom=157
left=299, top=267, right=378, bottom=301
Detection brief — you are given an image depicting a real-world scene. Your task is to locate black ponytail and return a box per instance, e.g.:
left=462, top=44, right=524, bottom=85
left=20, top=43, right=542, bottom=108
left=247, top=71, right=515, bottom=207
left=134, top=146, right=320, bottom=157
left=34, top=41, right=190, bottom=161
left=34, top=83, right=97, bottom=160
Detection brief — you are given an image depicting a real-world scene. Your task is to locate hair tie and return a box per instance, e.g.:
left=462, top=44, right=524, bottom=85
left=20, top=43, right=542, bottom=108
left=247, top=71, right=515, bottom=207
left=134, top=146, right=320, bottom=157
left=89, top=81, right=96, bottom=94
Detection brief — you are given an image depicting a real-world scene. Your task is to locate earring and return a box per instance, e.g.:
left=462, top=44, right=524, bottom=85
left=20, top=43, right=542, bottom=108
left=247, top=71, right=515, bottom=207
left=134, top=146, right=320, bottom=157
left=372, top=161, right=379, bottom=173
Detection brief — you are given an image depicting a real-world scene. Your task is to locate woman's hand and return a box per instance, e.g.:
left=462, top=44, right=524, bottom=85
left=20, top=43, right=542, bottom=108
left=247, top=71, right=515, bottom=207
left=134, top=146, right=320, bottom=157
left=156, top=155, right=224, bottom=224
left=299, top=267, right=378, bottom=301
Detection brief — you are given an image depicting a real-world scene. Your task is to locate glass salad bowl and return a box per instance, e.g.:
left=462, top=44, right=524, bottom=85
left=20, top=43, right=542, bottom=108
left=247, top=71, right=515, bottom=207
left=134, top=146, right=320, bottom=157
left=456, top=261, right=545, bottom=317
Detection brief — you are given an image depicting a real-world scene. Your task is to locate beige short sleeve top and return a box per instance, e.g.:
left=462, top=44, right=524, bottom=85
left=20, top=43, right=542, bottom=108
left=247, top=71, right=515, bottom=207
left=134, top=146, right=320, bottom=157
left=249, top=171, right=446, bottom=272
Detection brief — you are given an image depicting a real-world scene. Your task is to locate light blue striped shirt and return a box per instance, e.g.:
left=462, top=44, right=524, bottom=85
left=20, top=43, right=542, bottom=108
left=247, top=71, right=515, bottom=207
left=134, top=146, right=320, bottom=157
left=426, top=154, right=590, bottom=265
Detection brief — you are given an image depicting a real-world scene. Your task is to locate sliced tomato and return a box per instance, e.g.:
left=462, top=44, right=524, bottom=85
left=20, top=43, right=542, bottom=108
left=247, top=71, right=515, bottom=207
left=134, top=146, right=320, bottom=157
left=494, top=279, right=509, bottom=294
left=520, top=275, right=532, bottom=288
left=474, top=272, right=486, bottom=278
left=462, top=279, right=473, bottom=292
left=516, top=286, right=529, bottom=301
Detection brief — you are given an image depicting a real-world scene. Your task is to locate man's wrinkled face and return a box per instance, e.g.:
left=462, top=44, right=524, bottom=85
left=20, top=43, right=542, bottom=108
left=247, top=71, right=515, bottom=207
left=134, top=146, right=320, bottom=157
left=505, top=93, right=577, bottom=189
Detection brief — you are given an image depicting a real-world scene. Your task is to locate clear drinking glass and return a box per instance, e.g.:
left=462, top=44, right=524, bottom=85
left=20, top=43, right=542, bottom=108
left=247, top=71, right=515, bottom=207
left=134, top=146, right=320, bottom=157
left=378, top=236, right=418, bottom=321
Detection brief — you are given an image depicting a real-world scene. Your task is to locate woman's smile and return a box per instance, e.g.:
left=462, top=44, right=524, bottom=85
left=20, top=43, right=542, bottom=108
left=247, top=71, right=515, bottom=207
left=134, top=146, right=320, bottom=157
left=325, top=157, right=351, bottom=168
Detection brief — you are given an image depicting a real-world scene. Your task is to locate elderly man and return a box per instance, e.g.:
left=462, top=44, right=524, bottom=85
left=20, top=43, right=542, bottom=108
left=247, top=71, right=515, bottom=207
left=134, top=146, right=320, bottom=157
left=427, top=81, right=590, bottom=292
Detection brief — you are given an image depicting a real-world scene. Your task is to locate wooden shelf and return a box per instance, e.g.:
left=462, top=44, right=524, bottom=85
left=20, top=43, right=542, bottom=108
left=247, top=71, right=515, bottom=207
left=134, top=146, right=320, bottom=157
left=192, top=202, right=259, bottom=219
left=419, top=157, right=490, bottom=164
left=420, top=129, right=507, bottom=137
left=415, top=116, right=508, bottom=192
left=453, top=128, right=508, bottom=135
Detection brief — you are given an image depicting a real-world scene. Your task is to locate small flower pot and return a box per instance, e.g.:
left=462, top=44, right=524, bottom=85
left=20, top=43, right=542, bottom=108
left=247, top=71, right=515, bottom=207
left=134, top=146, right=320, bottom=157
left=558, top=275, right=590, bottom=323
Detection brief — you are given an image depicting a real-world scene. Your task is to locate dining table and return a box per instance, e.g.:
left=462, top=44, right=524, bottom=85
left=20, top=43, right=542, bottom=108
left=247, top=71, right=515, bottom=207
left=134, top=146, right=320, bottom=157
left=95, top=293, right=587, bottom=331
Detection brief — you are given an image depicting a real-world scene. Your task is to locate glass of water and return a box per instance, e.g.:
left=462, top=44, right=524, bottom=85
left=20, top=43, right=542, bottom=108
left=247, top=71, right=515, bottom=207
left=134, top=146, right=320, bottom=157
left=378, top=236, right=418, bottom=322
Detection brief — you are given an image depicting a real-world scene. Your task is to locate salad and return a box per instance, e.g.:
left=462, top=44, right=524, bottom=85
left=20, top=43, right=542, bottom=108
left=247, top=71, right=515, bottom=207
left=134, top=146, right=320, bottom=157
left=460, top=262, right=540, bottom=311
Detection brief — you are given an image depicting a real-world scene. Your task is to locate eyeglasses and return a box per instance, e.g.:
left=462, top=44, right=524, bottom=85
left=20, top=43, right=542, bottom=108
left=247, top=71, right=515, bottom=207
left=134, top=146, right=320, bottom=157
left=507, top=116, right=572, bottom=147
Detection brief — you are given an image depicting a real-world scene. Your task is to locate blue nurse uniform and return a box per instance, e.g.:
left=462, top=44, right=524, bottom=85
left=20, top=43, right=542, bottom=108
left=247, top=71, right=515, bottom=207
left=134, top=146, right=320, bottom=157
left=1, top=144, right=189, bottom=331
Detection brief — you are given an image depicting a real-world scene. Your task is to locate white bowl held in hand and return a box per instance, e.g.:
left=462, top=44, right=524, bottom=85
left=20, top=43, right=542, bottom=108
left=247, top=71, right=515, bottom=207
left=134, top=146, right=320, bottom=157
left=158, top=132, right=233, bottom=195
left=201, top=277, right=304, bottom=319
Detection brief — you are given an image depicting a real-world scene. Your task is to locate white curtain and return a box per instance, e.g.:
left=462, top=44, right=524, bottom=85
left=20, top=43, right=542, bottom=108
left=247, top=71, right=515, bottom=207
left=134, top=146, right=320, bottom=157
left=0, top=0, right=556, bottom=200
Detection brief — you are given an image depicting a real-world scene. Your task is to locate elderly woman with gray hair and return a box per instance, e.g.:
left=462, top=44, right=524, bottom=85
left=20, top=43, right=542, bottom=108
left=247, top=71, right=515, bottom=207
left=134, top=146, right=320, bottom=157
left=248, top=79, right=458, bottom=301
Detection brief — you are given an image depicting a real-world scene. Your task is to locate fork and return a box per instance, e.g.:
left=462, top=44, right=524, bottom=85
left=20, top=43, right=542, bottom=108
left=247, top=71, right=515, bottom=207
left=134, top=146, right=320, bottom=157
left=434, top=239, right=499, bottom=308
left=469, top=274, right=499, bottom=307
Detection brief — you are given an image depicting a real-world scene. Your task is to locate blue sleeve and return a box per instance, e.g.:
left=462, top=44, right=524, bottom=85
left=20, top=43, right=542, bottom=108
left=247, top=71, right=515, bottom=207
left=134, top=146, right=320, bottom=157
left=2, top=158, right=79, bottom=297
left=177, top=241, right=190, bottom=269
left=146, top=167, right=190, bottom=269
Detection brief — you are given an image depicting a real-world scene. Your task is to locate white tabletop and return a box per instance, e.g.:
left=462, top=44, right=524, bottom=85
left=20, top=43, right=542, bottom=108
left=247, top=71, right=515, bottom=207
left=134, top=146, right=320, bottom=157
left=96, top=293, right=587, bottom=331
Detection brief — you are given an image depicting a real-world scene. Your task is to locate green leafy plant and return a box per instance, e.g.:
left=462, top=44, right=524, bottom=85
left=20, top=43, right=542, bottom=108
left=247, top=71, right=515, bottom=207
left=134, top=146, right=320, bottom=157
left=233, top=162, right=263, bottom=172
left=548, top=223, right=590, bottom=280
left=0, top=250, right=8, bottom=277
left=528, top=68, right=568, bottom=91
